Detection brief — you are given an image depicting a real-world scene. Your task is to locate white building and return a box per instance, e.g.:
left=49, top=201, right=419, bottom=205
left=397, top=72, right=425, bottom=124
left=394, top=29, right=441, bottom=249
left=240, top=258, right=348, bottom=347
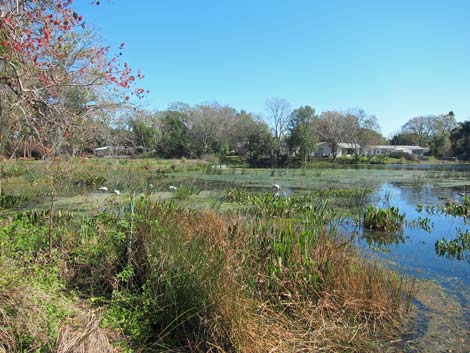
left=314, top=142, right=360, bottom=157
left=314, top=142, right=428, bottom=158
left=361, top=145, right=429, bottom=158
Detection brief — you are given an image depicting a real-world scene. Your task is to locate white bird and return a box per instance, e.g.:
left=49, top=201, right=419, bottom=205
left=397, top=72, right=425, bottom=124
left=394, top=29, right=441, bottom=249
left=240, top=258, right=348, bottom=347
left=168, top=185, right=177, bottom=192
left=113, top=189, right=121, bottom=196
left=272, top=184, right=281, bottom=197
left=98, top=186, right=109, bottom=192
left=149, top=183, right=154, bottom=189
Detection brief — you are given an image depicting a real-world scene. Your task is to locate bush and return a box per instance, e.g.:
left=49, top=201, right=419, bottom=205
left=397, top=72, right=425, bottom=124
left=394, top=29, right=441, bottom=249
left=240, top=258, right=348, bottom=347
left=363, top=206, right=405, bottom=231
left=389, top=151, right=418, bottom=161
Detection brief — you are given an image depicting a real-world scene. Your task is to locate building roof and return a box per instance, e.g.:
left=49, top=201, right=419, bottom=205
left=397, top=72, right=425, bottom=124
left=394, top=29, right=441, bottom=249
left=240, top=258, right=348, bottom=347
left=318, top=142, right=428, bottom=151
left=317, top=142, right=359, bottom=148
left=337, top=143, right=359, bottom=149
left=367, top=145, right=426, bottom=151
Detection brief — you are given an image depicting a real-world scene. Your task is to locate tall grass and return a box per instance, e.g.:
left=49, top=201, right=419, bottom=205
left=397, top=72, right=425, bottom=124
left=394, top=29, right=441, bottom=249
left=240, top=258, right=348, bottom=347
left=0, top=157, right=419, bottom=352
left=64, top=198, right=414, bottom=351
left=0, top=197, right=416, bottom=352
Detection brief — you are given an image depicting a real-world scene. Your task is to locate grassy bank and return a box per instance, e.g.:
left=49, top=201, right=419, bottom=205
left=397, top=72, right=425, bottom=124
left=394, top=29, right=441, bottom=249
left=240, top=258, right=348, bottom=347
left=1, top=189, right=415, bottom=352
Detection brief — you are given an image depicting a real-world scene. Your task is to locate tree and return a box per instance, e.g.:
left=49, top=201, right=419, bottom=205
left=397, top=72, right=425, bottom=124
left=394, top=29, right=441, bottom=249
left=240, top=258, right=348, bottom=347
left=346, top=108, right=384, bottom=149
left=230, top=111, right=273, bottom=163
left=398, top=112, right=457, bottom=156
left=400, top=113, right=457, bottom=149
left=390, top=132, right=421, bottom=146
left=129, top=110, right=159, bottom=150
left=429, top=112, right=457, bottom=157
left=265, top=97, right=291, bottom=163
left=401, top=116, right=434, bottom=147
left=316, top=111, right=350, bottom=159
left=287, top=105, right=317, bottom=165
left=158, top=111, right=190, bottom=158
left=450, top=120, right=470, bottom=159
left=0, top=0, right=145, bottom=157
left=187, top=103, right=237, bottom=158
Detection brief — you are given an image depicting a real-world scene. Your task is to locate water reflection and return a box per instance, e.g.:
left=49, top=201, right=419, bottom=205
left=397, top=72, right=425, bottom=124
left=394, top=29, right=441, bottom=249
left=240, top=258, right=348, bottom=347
left=352, top=181, right=470, bottom=320
left=361, top=229, right=406, bottom=248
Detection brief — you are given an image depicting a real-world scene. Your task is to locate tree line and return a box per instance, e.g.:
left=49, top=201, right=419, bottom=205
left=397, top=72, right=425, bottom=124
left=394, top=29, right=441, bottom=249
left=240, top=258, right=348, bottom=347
left=1, top=1, right=470, bottom=163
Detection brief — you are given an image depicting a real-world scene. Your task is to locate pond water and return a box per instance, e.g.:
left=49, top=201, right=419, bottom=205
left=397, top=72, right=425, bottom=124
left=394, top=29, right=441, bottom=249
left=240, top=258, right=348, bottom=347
left=350, top=180, right=470, bottom=351
left=201, top=164, right=470, bottom=350
left=363, top=183, right=470, bottom=284
left=4, top=161, right=470, bottom=350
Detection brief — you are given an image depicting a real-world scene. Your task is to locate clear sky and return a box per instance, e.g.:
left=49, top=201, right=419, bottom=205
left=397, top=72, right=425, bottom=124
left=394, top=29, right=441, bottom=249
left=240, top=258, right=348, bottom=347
left=75, top=0, right=470, bottom=137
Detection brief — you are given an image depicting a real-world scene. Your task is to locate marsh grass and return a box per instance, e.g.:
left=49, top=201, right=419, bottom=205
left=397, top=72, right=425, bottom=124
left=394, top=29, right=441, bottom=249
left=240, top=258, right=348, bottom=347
left=0, top=248, right=116, bottom=353
left=0, top=159, right=422, bottom=352
left=76, top=199, right=415, bottom=351
left=0, top=195, right=415, bottom=352
left=172, top=183, right=201, bottom=200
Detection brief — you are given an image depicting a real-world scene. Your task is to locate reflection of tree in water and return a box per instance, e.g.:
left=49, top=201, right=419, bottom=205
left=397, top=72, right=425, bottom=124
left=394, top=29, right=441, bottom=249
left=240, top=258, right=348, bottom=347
left=389, top=182, right=441, bottom=207
left=362, top=229, right=405, bottom=248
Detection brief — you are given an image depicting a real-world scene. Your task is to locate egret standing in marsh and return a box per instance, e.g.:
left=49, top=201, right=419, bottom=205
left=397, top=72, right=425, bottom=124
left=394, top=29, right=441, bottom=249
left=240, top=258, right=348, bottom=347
left=272, top=184, right=281, bottom=197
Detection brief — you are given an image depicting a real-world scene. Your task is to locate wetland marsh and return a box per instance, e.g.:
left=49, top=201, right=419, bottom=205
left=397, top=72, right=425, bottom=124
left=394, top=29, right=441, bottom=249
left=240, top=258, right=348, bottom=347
left=1, top=159, right=470, bottom=352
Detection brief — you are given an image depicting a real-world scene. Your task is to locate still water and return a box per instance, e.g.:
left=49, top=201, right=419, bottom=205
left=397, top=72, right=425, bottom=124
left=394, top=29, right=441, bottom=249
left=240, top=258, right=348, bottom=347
left=349, top=179, right=470, bottom=350
left=360, top=182, right=470, bottom=286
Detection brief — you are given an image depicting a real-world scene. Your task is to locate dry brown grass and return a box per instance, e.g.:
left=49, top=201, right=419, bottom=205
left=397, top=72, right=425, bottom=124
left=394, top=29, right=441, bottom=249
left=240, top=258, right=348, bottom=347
left=129, top=206, right=415, bottom=352
left=0, top=285, right=118, bottom=353
left=0, top=256, right=120, bottom=353
left=0, top=199, right=415, bottom=353
left=56, top=312, right=114, bottom=353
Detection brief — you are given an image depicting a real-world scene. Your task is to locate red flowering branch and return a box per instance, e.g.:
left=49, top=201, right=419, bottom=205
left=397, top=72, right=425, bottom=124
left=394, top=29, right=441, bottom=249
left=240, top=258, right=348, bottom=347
left=0, top=0, right=146, bottom=157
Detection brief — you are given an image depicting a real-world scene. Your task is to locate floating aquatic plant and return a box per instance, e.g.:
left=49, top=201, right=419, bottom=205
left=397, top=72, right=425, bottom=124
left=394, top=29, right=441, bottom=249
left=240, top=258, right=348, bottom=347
left=363, top=206, right=405, bottom=232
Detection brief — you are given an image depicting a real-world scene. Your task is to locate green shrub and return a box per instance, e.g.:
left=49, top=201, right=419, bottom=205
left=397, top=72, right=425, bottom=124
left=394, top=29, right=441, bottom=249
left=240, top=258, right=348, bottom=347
left=363, top=206, right=405, bottom=231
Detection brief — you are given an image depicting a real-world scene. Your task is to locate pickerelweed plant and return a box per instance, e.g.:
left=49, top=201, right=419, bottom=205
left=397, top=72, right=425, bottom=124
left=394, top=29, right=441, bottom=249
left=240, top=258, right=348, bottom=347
left=363, top=206, right=406, bottom=232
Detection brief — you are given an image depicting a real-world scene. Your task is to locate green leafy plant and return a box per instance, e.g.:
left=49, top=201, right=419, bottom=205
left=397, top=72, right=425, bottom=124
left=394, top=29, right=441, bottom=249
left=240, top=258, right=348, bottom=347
left=363, top=206, right=405, bottom=232
left=443, top=194, right=470, bottom=216
left=435, top=229, right=470, bottom=261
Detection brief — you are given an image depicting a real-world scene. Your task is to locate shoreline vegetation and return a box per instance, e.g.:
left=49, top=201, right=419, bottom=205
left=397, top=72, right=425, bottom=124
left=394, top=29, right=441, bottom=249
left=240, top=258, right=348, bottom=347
left=1, top=1, right=469, bottom=352
left=1, top=157, right=468, bottom=352
left=0, top=160, right=422, bottom=352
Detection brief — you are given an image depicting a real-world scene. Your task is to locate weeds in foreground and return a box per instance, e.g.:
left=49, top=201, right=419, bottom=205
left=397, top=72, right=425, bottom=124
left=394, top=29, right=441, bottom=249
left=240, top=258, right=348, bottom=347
left=0, top=197, right=415, bottom=352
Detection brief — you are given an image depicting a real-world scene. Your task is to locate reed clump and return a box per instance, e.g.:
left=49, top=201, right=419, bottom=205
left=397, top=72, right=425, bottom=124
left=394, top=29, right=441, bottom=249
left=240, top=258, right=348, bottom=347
left=0, top=196, right=415, bottom=352
left=64, top=198, right=414, bottom=352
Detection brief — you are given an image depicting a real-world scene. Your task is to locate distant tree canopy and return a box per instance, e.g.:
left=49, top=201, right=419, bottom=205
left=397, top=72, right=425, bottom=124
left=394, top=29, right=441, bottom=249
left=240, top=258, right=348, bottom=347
left=287, top=106, right=317, bottom=164
left=390, top=132, right=421, bottom=146
left=450, top=120, right=470, bottom=159
left=315, top=109, right=383, bottom=159
left=157, top=111, right=190, bottom=158
left=392, top=112, right=457, bottom=157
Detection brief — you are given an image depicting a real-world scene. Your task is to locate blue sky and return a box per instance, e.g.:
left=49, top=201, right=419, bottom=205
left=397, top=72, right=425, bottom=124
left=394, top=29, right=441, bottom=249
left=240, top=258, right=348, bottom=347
left=76, top=0, right=470, bottom=137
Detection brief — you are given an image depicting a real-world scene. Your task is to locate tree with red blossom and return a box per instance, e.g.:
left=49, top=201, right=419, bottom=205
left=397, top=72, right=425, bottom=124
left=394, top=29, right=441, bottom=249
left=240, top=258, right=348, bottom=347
left=0, top=0, right=145, bottom=158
